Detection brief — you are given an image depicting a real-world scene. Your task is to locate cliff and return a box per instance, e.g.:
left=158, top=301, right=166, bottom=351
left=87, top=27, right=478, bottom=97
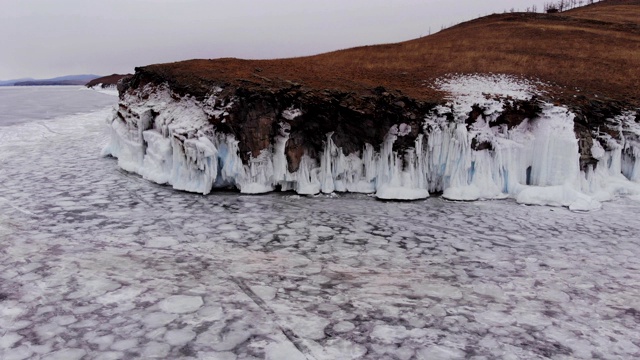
left=86, top=74, right=132, bottom=89
left=104, top=0, right=640, bottom=210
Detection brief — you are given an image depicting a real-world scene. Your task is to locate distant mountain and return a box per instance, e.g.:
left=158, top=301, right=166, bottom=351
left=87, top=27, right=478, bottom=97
left=42, top=74, right=102, bottom=82
left=14, top=79, right=94, bottom=86
left=0, top=78, right=34, bottom=86
left=2, top=74, right=102, bottom=86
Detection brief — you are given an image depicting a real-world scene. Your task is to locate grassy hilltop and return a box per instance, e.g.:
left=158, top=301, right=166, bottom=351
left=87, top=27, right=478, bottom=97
left=131, top=0, right=640, bottom=107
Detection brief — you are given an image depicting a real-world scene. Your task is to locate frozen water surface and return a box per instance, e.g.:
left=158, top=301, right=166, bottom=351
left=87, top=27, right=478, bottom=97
left=1, top=88, right=640, bottom=359
left=0, top=86, right=117, bottom=127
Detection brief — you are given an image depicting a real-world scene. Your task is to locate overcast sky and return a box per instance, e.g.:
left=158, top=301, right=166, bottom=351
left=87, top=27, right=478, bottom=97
left=0, top=0, right=552, bottom=80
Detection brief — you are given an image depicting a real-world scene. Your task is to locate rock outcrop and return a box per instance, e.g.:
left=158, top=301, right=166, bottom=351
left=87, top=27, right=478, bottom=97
left=104, top=73, right=640, bottom=210
left=103, top=1, right=640, bottom=210
left=86, top=74, right=132, bottom=89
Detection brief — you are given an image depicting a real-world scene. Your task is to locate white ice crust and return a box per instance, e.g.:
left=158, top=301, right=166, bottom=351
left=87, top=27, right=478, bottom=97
left=103, top=76, right=640, bottom=210
left=87, top=84, right=119, bottom=97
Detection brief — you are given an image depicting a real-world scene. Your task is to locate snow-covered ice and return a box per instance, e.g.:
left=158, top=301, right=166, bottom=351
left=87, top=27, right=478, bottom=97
left=158, top=295, right=203, bottom=314
left=1, top=86, right=640, bottom=359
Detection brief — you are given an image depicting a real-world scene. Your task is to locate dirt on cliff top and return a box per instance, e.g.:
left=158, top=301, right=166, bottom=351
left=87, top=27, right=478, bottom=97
left=131, top=0, right=640, bottom=107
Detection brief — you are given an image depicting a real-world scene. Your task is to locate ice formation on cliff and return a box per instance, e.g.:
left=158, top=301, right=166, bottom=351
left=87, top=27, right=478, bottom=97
left=87, top=84, right=119, bottom=96
left=103, top=76, right=640, bottom=210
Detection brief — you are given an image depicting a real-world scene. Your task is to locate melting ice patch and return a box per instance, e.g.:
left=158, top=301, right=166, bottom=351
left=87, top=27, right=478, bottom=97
left=104, top=76, right=640, bottom=210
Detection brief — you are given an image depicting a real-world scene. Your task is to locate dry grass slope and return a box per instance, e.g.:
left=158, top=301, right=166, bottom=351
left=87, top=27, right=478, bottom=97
left=139, top=0, right=640, bottom=107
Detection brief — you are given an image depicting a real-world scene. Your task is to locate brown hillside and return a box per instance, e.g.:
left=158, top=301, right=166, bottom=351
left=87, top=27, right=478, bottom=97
left=132, top=0, right=640, bottom=107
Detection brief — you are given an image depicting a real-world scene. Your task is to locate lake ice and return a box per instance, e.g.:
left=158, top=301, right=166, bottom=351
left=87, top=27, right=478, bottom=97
left=0, top=86, right=117, bottom=127
left=1, top=87, right=639, bottom=359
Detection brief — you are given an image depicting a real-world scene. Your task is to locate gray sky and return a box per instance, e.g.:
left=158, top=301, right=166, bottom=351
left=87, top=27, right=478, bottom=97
left=0, top=0, right=551, bottom=80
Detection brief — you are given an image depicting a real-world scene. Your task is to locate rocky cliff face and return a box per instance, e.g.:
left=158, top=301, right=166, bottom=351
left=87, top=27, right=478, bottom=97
left=103, top=72, right=640, bottom=210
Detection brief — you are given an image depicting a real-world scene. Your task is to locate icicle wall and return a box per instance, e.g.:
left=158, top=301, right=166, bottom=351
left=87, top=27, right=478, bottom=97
left=104, top=84, right=640, bottom=211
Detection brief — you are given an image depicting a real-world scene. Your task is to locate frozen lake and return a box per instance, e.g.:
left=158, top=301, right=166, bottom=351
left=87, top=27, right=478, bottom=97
left=0, top=86, right=117, bottom=127
left=1, top=87, right=640, bottom=359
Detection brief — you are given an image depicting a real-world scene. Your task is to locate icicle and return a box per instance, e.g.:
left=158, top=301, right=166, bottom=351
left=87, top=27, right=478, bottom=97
left=295, top=155, right=320, bottom=195
left=375, top=125, right=429, bottom=200
left=272, top=122, right=290, bottom=185
left=320, top=132, right=337, bottom=193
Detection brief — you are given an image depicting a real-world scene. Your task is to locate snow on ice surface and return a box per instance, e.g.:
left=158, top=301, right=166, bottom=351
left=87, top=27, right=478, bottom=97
left=1, top=88, right=640, bottom=359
